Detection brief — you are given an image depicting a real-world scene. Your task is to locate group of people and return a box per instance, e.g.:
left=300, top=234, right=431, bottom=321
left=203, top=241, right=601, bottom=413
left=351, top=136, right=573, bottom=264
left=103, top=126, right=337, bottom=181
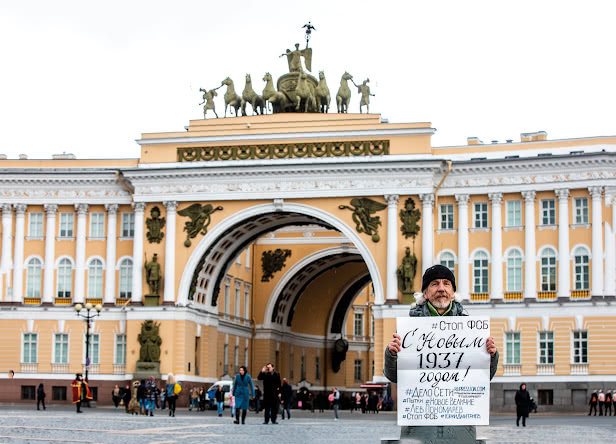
left=589, top=389, right=616, bottom=416
left=349, top=391, right=382, bottom=414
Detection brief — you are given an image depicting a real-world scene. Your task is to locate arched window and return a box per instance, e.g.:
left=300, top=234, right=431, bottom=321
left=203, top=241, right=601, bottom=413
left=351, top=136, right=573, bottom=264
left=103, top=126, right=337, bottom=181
left=87, top=259, right=104, bottom=299
left=574, top=247, right=590, bottom=290
left=57, top=258, right=72, bottom=298
left=26, top=258, right=42, bottom=298
left=119, top=258, right=133, bottom=299
left=472, top=251, right=489, bottom=293
left=506, top=250, right=523, bottom=292
left=540, top=248, right=557, bottom=292
left=439, top=252, right=455, bottom=273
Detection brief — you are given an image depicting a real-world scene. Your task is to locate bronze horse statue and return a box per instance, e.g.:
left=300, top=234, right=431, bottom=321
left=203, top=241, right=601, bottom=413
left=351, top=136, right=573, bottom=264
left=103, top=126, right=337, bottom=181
left=315, top=71, right=331, bottom=113
left=262, top=72, right=277, bottom=114
left=222, top=77, right=242, bottom=117
left=336, top=72, right=353, bottom=113
left=241, top=74, right=265, bottom=116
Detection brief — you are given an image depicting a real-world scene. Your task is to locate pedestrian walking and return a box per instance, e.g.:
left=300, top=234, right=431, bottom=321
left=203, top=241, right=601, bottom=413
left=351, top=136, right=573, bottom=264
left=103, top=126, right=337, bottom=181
left=515, top=383, right=531, bottom=427
left=137, top=379, right=146, bottom=414
left=258, top=362, right=281, bottom=424
left=331, top=387, right=340, bottom=420
left=165, top=373, right=180, bottom=417
left=599, top=390, right=606, bottom=416
left=111, top=384, right=121, bottom=410
left=122, top=385, right=131, bottom=413
left=368, top=391, right=379, bottom=413
left=36, top=383, right=46, bottom=411
left=254, top=386, right=262, bottom=413
left=143, top=376, right=159, bottom=416
left=233, top=365, right=255, bottom=424
left=355, top=392, right=361, bottom=413
left=199, top=387, right=207, bottom=411
left=589, top=390, right=598, bottom=416
left=280, top=378, right=293, bottom=420
left=215, top=385, right=225, bottom=416
left=160, top=383, right=167, bottom=410
left=189, top=388, right=199, bottom=411
left=606, top=392, right=613, bottom=416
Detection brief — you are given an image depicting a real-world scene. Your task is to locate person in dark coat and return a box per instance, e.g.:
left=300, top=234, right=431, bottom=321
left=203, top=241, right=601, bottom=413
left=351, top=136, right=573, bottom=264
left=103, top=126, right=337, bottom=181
left=257, top=362, right=281, bottom=424
left=122, top=385, right=131, bottom=413
left=606, top=392, right=613, bottom=416
left=589, top=389, right=598, bottom=416
left=515, top=383, right=531, bottom=427
left=36, top=383, right=46, bottom=411
left=253, top=386, right=262, bottom=412
left=137, top=379, right=146, bottom=414
left=279, top=378, right=293, bottom=420
left=232, top=365, right=255, bottom=424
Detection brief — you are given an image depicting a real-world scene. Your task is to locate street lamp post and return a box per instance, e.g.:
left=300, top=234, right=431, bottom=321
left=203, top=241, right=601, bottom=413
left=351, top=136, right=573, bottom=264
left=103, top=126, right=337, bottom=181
left=74, top=302, right=102, bottom=382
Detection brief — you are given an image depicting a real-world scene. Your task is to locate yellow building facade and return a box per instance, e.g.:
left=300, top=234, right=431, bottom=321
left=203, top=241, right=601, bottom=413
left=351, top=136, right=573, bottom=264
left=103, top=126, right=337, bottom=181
left=0, top=114, right=614, bottom=411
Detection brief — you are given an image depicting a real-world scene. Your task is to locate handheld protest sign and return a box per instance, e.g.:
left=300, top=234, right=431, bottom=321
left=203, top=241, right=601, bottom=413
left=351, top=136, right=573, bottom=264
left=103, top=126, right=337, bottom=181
left=396, top=316, right=491, bottom=426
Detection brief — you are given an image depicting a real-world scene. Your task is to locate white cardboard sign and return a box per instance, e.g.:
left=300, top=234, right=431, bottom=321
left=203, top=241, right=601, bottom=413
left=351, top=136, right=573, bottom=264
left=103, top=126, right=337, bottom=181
left=396, top=316, right=491, bottom=426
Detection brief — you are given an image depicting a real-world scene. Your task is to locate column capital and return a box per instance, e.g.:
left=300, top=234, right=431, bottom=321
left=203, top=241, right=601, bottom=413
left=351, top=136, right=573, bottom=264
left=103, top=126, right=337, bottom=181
left=521, top=191, right=536, bottom=202
left=164, top=201, right=179, bottom=212
left=104, top=203, right=119, bottom=214
left=132, top=202, right=146, bottom=212
left=588, top=186, right=603, bottom=199
left=75, top=203, right=88, bottom=215
left=455, top=194, right=470, bottom=206
left=555, top=188, right=570, bottom=201
left=420, top=193, right=434, bottom=207
left=14, top=203, right=27, bottom=215
left=44, top=204, right=58, bottom=215
left=383, top=195, right=399, bottom=207
left=1, top=203, right=13, bottom=214
left=488, top=192, right=503, bottom=205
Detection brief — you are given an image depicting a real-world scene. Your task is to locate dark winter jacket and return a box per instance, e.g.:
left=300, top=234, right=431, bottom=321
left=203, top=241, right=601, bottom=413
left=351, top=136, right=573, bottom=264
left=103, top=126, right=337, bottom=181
left=515, top=384, right=531, bottom=417
left=383, top=301, right=500, bottom=382
left=258, top=370, right=281, bottom=400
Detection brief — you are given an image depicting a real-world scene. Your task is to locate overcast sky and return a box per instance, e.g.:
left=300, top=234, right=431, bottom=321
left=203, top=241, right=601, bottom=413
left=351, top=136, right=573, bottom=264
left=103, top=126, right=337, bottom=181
left=1, top=0, right=615, bottom=159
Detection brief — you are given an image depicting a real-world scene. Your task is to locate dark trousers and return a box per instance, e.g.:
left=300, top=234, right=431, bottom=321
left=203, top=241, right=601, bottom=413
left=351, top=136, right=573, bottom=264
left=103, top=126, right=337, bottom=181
left=516, top=414, right=526, bottom=426
left=599, top=401, right=605, bottom=415
left=76, top=400, right=82, bottom=413
left=263, top=397, right=278, bottom=423
left=167, top=395, right=177, bottom=415
left=605, top=402, right=612, bottom=416
left=37, top=398, right=45, bottom=410
left=589, top=403, right=597, bottom=415
left=281, top=402, right=291, bottom=419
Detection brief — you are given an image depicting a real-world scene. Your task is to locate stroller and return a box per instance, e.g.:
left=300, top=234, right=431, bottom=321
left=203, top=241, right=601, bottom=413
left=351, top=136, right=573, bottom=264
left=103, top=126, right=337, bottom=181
left=529, top=397, right=538, bottom=414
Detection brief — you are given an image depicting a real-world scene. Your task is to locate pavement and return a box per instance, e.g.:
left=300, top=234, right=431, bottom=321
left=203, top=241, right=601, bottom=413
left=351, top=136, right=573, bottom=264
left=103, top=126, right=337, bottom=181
left=0, top=406, right=614, bottom=443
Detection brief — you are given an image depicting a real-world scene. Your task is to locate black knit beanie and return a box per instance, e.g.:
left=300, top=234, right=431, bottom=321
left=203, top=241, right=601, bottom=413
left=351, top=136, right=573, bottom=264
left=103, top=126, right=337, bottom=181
left=421, top=264, right=456, bottom=292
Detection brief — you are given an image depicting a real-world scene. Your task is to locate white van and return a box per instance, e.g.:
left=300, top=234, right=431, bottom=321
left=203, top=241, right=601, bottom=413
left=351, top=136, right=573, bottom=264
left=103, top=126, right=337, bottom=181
left=207, top=380, right=233, bottom=407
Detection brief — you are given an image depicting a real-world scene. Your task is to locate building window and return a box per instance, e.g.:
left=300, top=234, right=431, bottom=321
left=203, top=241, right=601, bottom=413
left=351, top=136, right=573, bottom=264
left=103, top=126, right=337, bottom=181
left=539, top=331, right=554, bottom=364
left=87, top=334, right=100, bottom=365
left=573, top=330, right=588, bottom=364
left=57, top=258, right=72, bottom=299
left=473, top=203, right=488, bottom=228
left=440, top=252, right=455, bottom=273
left=354, top=359, right=363, bottom=382
left=121, top=213, right=135, bottom=238
left=29, top=212, right=44, bottom=237
left=54, top=333, right=69, bottom=364
left=21, top=386, right=36, bottom=400
left=115, top=334, right=126, bottom=365
left=538, top=389, right=553, bottom=405
left=505, top=332, right=520, bottom=365
left=574, top=198, right=589, bottom=224
left=354, top=311, right=364, bottom=337
left=439, top=204, right=454, bottom=229
left=90, top=212, right=105, bottom=237
left=506, top=200, right=522, bottom=227
left=52, top=386, right=67, bottom=401
left=244, top=288, right=250, bottom=320
left=26, top=258, right=42, bottom=298
left=87, top=259, right=103, bottom=299
left=301, top=355, right=306, bottom=381
left=224, top=282, right=230, bottom=314
left=234, top=346, right=239, bottom=373
left=472, top=251, right=489, bottom=293
left=223, top=343, right=228, bottom=375
left=234, top=283, right=241, bottom=317
left=506, top=250, right=523, bottom=292
left=59, top=213, right=74, bottom=237
left=23, top=333, right=37, bottom=364
left=244, top=346, right=248, bottom=366
left=541, top=199, right=556, bottom=225
left=289, top=351, right=294, bottom=380
left=119, top=258, right=133, bottom=299
left=540, top=248, right=557, bottom=292
left=245, top=248, right=251, bottom=269
left=574, top=247, right=590, bottom=290
left=315, top=356, right=321, bottom=380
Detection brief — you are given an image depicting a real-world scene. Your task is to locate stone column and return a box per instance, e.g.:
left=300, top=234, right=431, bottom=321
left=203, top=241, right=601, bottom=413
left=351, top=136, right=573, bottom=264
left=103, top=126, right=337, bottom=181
left=384, top=195, right=399, bottom=302
left=607, top=195, right=616, bottom=297
left=489, top=193, right=503, bottom=300
left=12, top=204, right=26, bottom=303
left=163, top=201, right=178, bottom=305
left=590, top=186, right=604, bottom=296
left=74, top=203, right=88, bottom=304
left=1, top=204, right=13, bottom=281
left=131, top=202, right=146, bottom=304
left=42, top=204, right=58, bottom=305
left=522, top=191, right=537, bottom=300
left=556, top=189, right=570, bottom=298
left=455, top=194, right=470, bottom=299
left=420, top=194, right=434, bottom=274
left=103, top=204, right=118, bottom=305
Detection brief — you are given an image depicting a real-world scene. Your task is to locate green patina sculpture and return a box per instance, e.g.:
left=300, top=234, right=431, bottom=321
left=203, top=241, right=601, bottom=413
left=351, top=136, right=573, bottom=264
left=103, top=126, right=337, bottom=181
left=399, top=198, right=421, bottom=239
left=353, top=78, right=375, bottom=114
left=315, top=71, right=331, bottom=113
left=262, top=73, right=277, bottom=113
left=261, top=249, right=292, bottom=282
left=138, top=320, right=162, bottom=362
left=199, top=86, right=221, bottom=119
left=146, top=206, right=166, bottom=244
left=241, top=74, right=265, bottom=116
left=339, top=197, right=387, bottom=242
left=178, top=203, right=224, bottom=247
left=221, top=77, right=242, bottom=117
left=336, top=72, right=353, bottom=113
left=280, top=43, right=312, bottom=73
left=397, top=246, right=418, bottom=302
left=144, top=253, right=162, bottom=296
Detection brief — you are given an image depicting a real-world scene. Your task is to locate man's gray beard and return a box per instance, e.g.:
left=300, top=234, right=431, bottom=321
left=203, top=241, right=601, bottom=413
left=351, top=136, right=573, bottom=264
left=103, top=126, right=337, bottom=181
left=431, top=295, right=451, bottom=309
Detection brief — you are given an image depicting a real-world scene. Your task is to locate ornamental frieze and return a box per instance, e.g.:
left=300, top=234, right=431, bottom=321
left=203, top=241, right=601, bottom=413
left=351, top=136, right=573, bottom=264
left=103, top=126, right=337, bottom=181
left=176, top=140, right=389, bottom=162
